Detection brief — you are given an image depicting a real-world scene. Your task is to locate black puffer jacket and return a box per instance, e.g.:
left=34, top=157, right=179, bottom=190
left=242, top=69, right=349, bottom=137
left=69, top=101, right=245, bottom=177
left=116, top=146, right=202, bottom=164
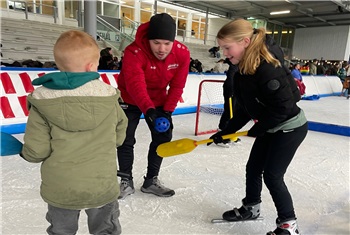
left=225, top=60, right=301, bottom=136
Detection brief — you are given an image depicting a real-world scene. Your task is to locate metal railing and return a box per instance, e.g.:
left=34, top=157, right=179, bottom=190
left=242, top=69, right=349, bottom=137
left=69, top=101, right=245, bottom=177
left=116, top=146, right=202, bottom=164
left=96, top=15, right=135, bottom=54
left=176, top=29, right=217, bottom=46
left=9, top=0, right=58, bottom=23
left=121, top=16, right=141, bottom=38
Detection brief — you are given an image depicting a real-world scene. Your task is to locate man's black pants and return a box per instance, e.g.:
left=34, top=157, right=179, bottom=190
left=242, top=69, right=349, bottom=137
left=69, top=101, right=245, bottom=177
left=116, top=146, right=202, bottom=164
left=117, top=104, right=172, bottom=179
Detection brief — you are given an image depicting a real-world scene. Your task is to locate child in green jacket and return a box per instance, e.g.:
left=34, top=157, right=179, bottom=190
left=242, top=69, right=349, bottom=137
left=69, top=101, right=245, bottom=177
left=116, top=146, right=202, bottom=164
left=21, top=30, right=127, bottom=235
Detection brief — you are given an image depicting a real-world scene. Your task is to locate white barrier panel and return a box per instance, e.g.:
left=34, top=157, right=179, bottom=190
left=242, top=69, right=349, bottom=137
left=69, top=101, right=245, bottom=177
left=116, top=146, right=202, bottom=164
left=0, top=69, right=342, bottom=132
left=302, top=75, right=342, bottom=97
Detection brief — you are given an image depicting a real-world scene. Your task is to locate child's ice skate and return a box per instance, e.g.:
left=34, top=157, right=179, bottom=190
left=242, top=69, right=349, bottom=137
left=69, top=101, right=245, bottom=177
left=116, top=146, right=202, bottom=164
left=216, top=137, right=241, bottom=148
left=222, top=199, right=261, bottom=221
left=267, top=218, right=300, bottom=235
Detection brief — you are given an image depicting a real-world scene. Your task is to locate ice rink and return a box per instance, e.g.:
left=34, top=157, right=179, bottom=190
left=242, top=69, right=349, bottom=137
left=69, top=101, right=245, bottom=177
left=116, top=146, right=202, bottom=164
left=1, top=96, right=349, bottom=235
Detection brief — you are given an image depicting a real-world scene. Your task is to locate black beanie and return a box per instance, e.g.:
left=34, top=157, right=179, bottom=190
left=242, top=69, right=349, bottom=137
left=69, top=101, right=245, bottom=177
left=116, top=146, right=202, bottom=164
left=148, top=13, right=176, bottom=41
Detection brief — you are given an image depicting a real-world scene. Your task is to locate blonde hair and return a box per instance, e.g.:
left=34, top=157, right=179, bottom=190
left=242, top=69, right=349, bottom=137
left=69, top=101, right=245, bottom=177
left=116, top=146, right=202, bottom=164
left=54, top=30, right=100, bottom=72
left=217, top=18, right=280, bottom=75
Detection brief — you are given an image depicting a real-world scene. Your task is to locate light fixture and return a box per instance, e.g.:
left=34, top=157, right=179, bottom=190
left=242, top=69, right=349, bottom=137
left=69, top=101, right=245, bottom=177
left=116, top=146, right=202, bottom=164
left=270, top=10, right=290, bottom=15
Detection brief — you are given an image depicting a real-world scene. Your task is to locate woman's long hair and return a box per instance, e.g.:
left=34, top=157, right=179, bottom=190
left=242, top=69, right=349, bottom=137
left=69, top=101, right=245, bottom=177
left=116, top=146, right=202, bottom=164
left=217, top=18, right=280, bottom=75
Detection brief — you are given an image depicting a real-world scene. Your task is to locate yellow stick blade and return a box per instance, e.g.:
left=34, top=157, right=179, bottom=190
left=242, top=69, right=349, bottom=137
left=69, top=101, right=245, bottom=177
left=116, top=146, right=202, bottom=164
left=157, top=131, right=248, bottom=158
left=157, top=138, right=197, bottom=157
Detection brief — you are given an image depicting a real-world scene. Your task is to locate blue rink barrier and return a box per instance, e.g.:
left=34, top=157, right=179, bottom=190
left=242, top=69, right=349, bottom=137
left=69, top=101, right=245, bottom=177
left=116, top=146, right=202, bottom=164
left=2, top=106, right=349, bottom=137
left=308, top=121, right=350, bottom=137
left=1, top=132, right=23, bottom=156
left=1, top=123, right=27, bottom=134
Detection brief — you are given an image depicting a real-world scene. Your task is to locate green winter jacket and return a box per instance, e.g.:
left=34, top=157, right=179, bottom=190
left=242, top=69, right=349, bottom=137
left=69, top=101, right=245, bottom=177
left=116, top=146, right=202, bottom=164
left=21, top=72, right=128, bottom=210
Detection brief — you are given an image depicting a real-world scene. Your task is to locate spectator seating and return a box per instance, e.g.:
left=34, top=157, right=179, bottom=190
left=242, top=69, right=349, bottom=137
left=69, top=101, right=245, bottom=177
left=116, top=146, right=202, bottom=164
left=1, top=17, right=82, bottom=63
left=182, top=42, right=222, bottom=72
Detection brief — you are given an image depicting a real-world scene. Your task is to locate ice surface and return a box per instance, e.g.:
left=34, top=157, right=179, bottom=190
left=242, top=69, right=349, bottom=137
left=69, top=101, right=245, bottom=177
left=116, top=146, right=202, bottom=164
left=1, top=97, right=349, bottom=234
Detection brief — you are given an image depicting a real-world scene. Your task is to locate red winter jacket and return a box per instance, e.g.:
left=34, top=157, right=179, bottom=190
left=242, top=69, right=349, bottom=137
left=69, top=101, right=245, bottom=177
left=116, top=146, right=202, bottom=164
left=117, top=22, right=190, bottom=114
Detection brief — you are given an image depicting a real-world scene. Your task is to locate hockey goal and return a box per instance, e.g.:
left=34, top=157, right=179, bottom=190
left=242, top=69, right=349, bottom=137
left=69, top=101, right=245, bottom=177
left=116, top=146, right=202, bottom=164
left=195, top=79, right=225, bottom=136
left=194, top=79, right=254, bottom=136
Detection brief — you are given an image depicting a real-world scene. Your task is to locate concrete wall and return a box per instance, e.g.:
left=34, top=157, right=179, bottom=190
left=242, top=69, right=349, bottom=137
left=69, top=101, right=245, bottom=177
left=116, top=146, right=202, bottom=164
left=293, top=25, right=350, bottom=61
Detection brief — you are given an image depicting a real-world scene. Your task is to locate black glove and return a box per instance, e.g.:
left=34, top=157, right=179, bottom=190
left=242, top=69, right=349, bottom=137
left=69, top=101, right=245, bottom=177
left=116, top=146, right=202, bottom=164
left=145, top=108, right=172, bottom=133
left=247, top=124, right=264, bottom=137
left=207, top=131, right=225, bottom=146
left=160, top=110, right=173, bottom=129
left=145, top=108, right=161, bottom=128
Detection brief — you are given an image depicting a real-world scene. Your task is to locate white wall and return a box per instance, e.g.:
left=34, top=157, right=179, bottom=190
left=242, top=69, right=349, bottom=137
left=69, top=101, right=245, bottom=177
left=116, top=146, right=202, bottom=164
left=207, top=17, right=231, bottom=44
left=346, top=27, right=350, bottom=62
left=293, top=25, right=350, bottom=61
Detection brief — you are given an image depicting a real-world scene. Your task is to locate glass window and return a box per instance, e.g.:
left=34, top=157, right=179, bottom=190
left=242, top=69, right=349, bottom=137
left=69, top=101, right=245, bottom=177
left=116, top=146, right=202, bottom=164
left=123, top=0, right=134, bottom=7
left=273, top=24, right=282, bottom=44
left=192, top=14, right=200, bottom=21
left=8, top=0, right=25, bottom=10
left=141, top=2, right=152, bottom=11
left=248, top=19, right=266, bottom=29
left=288, top=28, right=295, bottom=50
left=199, top=22, right=206, bottom=40
left=266, top=22, right=274, bottom=35
left=64, top=0, right=79, bottom=18
left=141, top=10, right=152, bottom=23
left=1, top=1, right=7, bottom=9
left=103, top=2, right=119, bottom=18
left=42, top=1, right=54, bottom=15
left=156, top=6, right=165, bottom=14
left=177, top=19, right=186, bottom=37
left=97, top=1, right=102, bottom=15
left=281, top=26, right=290, bottom=48
left=178, top=19, right=186, bottom=29
left=166, top=9, right=177, bottom=17
left=177, top=11, right=188, bottom=19
left=191, top=21, right=199, bottom=38
left=121, top=5, right=134, bottom=20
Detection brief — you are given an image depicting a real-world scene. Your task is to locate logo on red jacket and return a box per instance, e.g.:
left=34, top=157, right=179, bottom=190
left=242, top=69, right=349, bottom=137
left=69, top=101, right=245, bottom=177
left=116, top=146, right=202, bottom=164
left=168, top=64, right=179, bottom=70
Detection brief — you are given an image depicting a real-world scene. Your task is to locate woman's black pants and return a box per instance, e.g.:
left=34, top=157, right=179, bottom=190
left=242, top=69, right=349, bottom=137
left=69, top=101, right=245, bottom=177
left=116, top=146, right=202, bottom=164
left=244, top=122, right=308, bottom=220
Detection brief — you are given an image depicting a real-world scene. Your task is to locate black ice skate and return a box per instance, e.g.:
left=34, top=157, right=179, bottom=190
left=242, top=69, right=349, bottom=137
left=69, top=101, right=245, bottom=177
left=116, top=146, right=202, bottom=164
left=222, top=199, right=261, bottom=221
left=267, top=218, right=300, bottom=235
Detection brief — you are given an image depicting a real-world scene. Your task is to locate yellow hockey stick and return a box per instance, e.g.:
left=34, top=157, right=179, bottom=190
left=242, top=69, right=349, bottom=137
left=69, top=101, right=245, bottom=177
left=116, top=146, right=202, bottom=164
left=156, top=131, right=248, bottom=158
left=228, top=97, right=239, bottom=142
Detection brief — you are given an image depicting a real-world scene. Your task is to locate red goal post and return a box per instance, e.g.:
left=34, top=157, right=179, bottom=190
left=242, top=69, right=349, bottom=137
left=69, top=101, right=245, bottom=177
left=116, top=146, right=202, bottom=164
left=194, top=79, right=225, bottom=136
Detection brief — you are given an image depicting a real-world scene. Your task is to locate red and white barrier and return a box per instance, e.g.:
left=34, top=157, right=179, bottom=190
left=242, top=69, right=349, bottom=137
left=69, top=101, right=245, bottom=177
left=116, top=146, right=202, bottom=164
left=0, top=68, right=342, bottom=133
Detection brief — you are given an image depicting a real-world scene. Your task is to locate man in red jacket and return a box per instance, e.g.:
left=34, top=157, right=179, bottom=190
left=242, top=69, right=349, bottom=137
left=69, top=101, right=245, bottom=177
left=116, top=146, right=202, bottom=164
left=117, top=13, right=190, bottom=199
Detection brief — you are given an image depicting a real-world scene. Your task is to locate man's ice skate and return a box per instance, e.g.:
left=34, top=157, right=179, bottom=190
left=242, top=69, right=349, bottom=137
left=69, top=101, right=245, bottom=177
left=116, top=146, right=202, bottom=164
left=266, top=218, right=300, bottom=235
left=222, top=199, right=261, bottom=221
left=141, top=176, right=175, bottom=197
left=118, top=178, right=135, bottom=200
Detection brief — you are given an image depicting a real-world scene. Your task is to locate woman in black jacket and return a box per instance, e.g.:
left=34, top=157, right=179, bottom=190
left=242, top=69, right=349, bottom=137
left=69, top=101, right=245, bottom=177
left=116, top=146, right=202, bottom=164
left=209, top=19, right=308, bottom=235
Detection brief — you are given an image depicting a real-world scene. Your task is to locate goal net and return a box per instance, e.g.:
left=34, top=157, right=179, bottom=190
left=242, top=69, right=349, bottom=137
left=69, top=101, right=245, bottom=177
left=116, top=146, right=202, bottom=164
left=194, top=79, right=255, bottom=136
left=195, top=79, right=225, bottom=136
